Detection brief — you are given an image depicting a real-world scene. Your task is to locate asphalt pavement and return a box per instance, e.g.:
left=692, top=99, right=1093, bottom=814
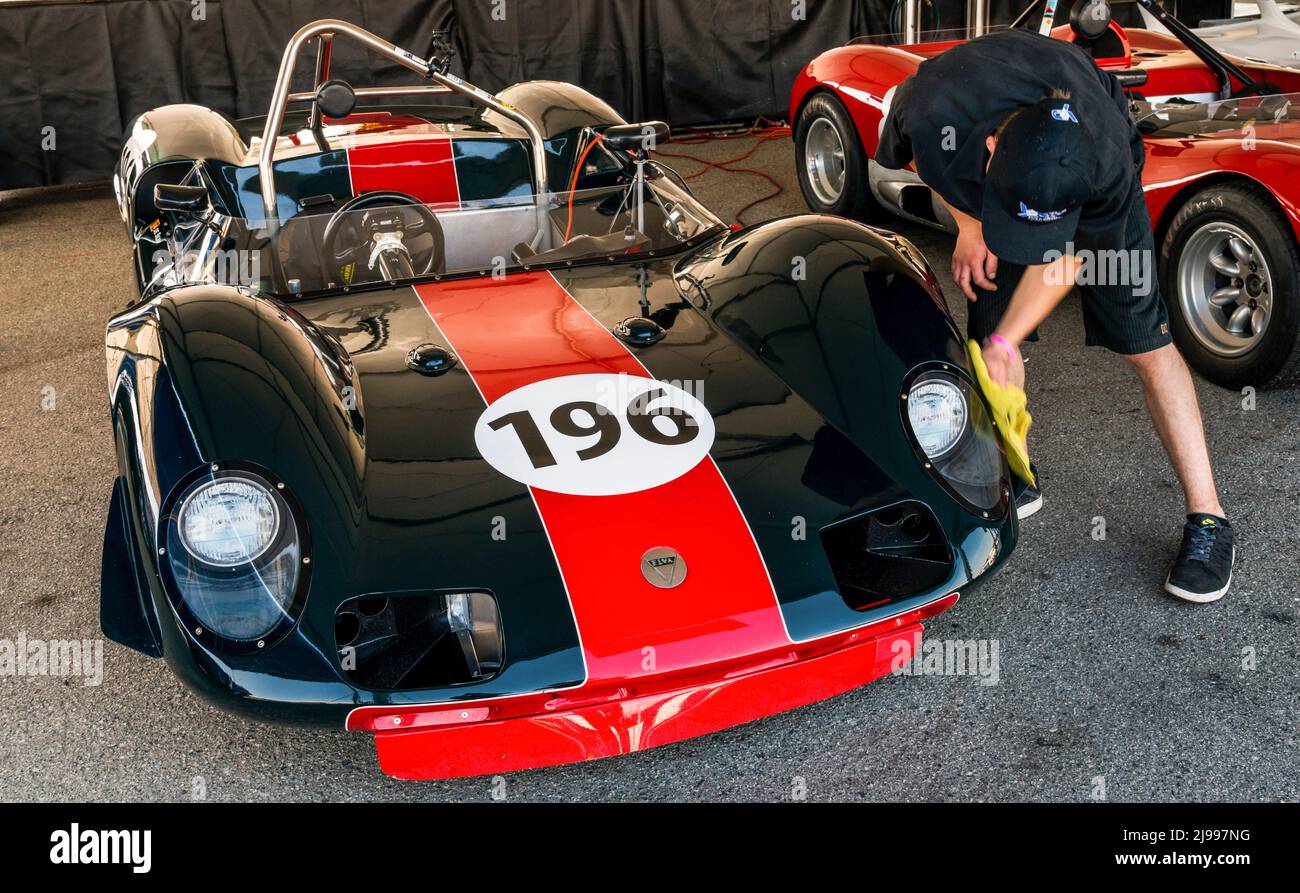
left=1, top=133, right=1297, bottom=802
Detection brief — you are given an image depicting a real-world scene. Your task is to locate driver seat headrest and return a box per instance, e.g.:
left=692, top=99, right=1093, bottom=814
left=1070, top=0, right=1113, bottom=41
left=316, top=79, right=357, bottom=120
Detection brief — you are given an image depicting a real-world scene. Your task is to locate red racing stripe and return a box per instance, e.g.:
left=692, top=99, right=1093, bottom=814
left=414, top=272, right=790, bottom=686
left=347, top=138, right=461, bottom=207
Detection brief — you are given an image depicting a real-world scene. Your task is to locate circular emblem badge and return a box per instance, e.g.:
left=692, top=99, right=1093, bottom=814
left=474, top=373, right=715, bottom=496
left=641, top=547, right=687, bottom=588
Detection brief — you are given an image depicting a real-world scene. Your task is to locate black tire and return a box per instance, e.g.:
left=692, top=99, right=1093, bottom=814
left=1160, top=181, right=1300, bottom=389
left=794, top=92, right=887, bottom=223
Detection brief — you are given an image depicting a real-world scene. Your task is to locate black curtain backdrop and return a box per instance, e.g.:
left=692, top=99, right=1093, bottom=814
left=0, top=0, right=1224, bottom=189
left=0, top=0, right=454, bottom=188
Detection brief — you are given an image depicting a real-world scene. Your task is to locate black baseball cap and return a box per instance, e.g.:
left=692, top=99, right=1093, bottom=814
left=982, top=97, right=1097, bottom=266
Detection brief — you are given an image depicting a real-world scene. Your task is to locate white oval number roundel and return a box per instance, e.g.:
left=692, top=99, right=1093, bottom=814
left=475, top=373, right=715, bottom=496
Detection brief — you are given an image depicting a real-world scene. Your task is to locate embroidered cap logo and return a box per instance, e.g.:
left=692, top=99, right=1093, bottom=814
left=1051, top=103, right=1079, bottom=124
left=1017, top=202, right=1068, bottom=223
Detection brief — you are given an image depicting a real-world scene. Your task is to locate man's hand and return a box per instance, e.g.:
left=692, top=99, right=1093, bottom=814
left=982, top=337, right=1025, bottom=391
left=936, top=195, right=998, bottom=302
left=979, top=253, right=1083, bottom=394
left=952, top=224, right=999, bottom=302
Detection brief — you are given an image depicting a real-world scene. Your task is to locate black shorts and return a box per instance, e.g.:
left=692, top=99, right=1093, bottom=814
left=967, top=183, right=1173, bottom=356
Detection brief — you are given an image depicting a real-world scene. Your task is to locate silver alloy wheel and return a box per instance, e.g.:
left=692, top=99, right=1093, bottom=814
left=804, top=117, right=846, bottom=205
left=1176, top=221, right=1273, bottom=357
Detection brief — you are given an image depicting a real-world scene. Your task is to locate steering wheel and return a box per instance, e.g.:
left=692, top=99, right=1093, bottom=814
left=321, top=191, right=445, bottom=285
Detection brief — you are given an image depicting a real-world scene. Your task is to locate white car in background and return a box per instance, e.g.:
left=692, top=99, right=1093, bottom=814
left=1140, top=1, right=1300, bottom=67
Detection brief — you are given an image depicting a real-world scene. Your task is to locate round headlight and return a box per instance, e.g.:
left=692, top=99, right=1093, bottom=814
left=907, top=377, right=968, bottom=459
left=178, top=478, right=280, bottom=567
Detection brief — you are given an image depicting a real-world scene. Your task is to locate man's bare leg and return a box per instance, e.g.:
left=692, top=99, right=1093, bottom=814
left=1123, top=343, right=1224, bottom=517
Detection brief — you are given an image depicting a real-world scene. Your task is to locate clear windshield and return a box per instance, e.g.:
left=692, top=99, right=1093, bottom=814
left=1134, top=91, right=1300, bottom=134
left=146, top=168, right=725, bottom=299
left=843, top=0, right=1165, bottom=47
left=846, top=23, right=1016, bottom=48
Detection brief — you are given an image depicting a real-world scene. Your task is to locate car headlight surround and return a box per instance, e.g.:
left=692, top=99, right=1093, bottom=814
left=158, top=463, right=310, bottom=654
left=902, top=364, right=1009, bottom=517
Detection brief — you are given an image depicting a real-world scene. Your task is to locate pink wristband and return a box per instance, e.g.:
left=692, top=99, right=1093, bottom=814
left=988, top=334, right=1018, bottom=359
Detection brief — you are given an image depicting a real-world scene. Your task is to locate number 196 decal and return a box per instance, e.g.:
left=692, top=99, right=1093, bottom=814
left=474, top=373, right=716, bottom=496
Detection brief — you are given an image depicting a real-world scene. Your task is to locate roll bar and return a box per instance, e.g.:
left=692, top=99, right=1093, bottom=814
left=1130, top=0, right=1265, bottom=99
left=1008, top=0, right=1267, bottom=99
left=896, top=0, right=991, bottom=42
left=257, top=19, right=553, bottom=236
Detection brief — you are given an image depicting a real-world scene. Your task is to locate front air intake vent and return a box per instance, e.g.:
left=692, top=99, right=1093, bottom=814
left=335, top=591, right=503, bottom=690
left=821, top=501, right=952, bottom=611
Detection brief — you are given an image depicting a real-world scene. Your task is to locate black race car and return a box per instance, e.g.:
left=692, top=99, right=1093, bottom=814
left=102, top=19, right=1016, bottom=779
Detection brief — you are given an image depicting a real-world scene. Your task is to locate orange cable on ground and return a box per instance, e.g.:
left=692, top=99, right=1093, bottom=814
left=652, top=117, right=792, bottom=226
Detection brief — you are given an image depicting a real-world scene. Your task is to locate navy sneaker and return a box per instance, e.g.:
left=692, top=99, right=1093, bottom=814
left=1165, top=514, right=1234, bottom=603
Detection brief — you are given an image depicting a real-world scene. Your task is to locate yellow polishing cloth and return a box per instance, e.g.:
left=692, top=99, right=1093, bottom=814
left=966, top=340, right=1035, bottom=486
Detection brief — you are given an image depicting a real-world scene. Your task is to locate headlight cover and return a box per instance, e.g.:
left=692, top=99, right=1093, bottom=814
left=902, top=367, right=1008, bottom=515
left=906, top=378, right=967, bottom=459
left=160, top=464, right=309, bottom=653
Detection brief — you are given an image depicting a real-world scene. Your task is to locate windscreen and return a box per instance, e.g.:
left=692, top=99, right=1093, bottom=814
left=145, top=169, right=725, bottom=299
left=846, top=22, right=1016, bottom=49
left=1134, top=91, right=1300, bottom=135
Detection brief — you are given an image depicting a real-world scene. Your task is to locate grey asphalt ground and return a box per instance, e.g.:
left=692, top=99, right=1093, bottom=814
left=1, top=133, right=1298, bottom=803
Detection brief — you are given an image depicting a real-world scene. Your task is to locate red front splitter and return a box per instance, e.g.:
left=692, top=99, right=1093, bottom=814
left=367, top=616, right=938, bottom=780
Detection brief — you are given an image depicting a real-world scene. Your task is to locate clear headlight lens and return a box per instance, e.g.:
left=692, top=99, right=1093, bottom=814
left=907, top=378, right=967, bottom=459
left=164, top=469, right=305, bottom=647
left=179, top=479, right=280, bottom=568
left=904, top=369, right=1006, bottom=513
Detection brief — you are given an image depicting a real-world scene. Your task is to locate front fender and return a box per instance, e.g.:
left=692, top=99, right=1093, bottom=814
left=150, top=286, right=367, bottom=522
left=103, top=285, right=367, bottom=719
left=1144, top=141, right=1300, bottom=245
left=790, top=45, right=920, bottom=156
left=674, top=215, right=1013, bottom=639
left=675, top=214, right=962, bottom=459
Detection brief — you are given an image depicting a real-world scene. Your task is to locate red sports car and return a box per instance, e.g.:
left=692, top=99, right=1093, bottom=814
left=790, top=0, right=1300, bottom=388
